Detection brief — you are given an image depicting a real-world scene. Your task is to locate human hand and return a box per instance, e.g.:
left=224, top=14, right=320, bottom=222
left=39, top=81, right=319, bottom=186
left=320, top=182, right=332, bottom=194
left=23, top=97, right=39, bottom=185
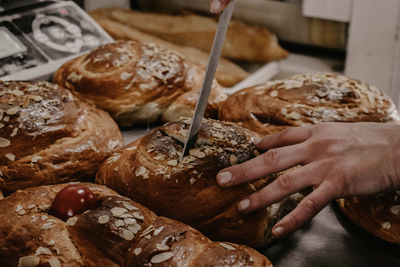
left=217, top=122, right=400, bottom=238
left=210, top=0, right=231, bottom=14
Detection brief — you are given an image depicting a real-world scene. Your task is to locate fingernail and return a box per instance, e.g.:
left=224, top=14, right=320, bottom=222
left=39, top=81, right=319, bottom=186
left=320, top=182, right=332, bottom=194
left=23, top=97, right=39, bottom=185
left=238, top=198, right=250, bottom=211
left=218, top=171, right=232, bottom=185
left=253, top=136, right=262, bottom=145
left=210, top=1, right=222, bottom=13
left=272, top=226, right=285, bottom=238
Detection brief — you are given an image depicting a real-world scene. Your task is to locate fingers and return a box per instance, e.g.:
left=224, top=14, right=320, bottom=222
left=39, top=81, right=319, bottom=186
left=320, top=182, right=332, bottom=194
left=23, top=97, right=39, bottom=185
left=236, top=162, right=323, bottom=213
left=210, top=0, right=231, bottom=14
left=255, top=126, right=312, bottom=151
left=217, top=143, right=308, bottom=187
left=271, top=182, right=337, bottom=238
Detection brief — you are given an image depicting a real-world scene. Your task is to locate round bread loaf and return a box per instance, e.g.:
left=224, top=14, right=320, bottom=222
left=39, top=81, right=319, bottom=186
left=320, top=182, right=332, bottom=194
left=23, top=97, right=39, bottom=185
left=338, top=192, right=400, bottom=244
left=0, top=81, right=123, bottom=195
left=0, top=182, right=272, bottom=266
left=96, top=119, right=303, bottom=248
left=53, top=40, right=227, bottom=127
left=219, top=73, right=399, bottom=136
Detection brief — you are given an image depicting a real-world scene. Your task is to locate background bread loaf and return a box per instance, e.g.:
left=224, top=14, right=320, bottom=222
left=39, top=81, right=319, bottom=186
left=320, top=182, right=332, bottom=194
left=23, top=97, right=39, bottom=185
left=0, top=81, right=122, bottom=195
left=0, top=183, right=273, bottom=266
left=53, top=41, right=226, bottom=127
left=89, top=7, right=288, bottom=63
left=96, top=119, right=303, bottom=248
left=89, top=8, right=249, bottom=87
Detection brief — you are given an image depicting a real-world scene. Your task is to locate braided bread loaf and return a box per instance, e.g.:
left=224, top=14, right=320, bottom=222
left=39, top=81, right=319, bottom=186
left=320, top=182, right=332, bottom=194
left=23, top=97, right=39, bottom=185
left=0, top=183, right=272, bottom=266
left=219, top=73, right=399, bottom=136
left=220, top=73, right=400, bottom=244
left=0, top=81, right=122, bottom=195
left=96, top=119, right=303, bottom=248
left=53, top=40, right=226, bottom=127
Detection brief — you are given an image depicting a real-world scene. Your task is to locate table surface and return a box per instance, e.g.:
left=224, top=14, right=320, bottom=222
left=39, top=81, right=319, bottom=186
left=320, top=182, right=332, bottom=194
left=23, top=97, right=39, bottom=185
left=121, top=129, right=400, bottom=267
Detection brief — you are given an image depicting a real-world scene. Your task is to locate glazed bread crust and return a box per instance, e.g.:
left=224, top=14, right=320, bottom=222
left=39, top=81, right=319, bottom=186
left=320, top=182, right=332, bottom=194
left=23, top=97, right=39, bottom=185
left=219, top=73, right=399, bottom=136
left=0, top=183, right=272, bottom=267
left=53, top=40, right=226, bottom=127
left=0, top=81, right=123, bottom=194
left=96, top=119, right=303, bottom=248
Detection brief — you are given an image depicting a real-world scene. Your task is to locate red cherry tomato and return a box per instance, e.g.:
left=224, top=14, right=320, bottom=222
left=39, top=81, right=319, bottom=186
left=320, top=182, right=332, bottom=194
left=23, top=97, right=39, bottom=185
left=50, top=184, right=99, bottom=221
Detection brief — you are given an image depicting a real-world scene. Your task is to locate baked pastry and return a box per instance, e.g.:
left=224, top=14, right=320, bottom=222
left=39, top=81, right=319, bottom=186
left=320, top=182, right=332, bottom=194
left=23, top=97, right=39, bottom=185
left=0, top=182, right=273, bottom=266
left=96, top=119, right=303, bottom=248
left=0, top=81, right=123, bottom=195
left=219, top=73, right=400, bottom=136
left=337, top=193, right=400, bottom=244
left=89, top=8, right=249, bottom=87
left=90, top=8, right=288, bottom=63
left=53, top=40, right=227, bottom=127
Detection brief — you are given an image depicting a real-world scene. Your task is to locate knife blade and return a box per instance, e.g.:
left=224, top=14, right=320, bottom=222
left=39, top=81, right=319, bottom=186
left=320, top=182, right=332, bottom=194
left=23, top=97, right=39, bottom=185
left=181, top=0, right=235, bottom=160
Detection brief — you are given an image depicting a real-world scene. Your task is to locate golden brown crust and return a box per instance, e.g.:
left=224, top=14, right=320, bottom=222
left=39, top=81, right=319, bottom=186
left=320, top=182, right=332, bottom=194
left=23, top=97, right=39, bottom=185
left=219, top=73, right=400, bottom=136
left=0, top=183, right=272, bottom=266
left=0, top=81, right=123, bottom=195
left=89, top=9, right=249, bottom=87
left=53, top=40, right=226, bottom=127
left=96, top=119, right=303, bottom=248
left=90, top=8, right=288, bottom=63
left=337, top=192, right=400, bottom=244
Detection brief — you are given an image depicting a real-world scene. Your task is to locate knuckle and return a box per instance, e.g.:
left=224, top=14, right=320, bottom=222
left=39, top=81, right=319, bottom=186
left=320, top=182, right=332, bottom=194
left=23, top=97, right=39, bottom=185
left=299, top=198, right=319, bottom=214
left=262, top=148, right=280, bottom=166
left=276, top=172, right=293, bottom=191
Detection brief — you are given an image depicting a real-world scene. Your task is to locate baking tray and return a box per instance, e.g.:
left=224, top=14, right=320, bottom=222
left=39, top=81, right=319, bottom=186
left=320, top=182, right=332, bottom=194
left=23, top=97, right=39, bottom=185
left=121, top=129, right=400, bottom=267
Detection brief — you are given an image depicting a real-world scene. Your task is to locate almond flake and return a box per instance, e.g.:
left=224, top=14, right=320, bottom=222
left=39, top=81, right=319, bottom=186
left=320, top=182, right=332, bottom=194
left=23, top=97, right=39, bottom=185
left=390, top=205, right=400, bottom=215
left=6, top=106, right=20, bottom=115
left=10, top=127, right=18, bottom=137
left=111, top=207, right=128, bottom=217
left=18, top=255, right=40, bottom=267
left=66, top=216, right=78, bottom=226
left=47, top=240, right=55, bottom=246
left=132, top=212, right=144, bottom=220
left=128, top=223, right=141, bottom=234
left=0, top=137, right=10, bottom=148
left=270, top=90, right=278, bottom=97
left=35, top=246, right=52, bottom=256
left=31, top=156, right=42, bottom=163
left=98, top=215, right=110, bottom=224
left=135, top=166, right=149, bottom=179
left=156, top=243, right=170, bottom=251
left=219, top=242, right=236, bottom=250
left=48, top=257, right=61, bottom=267
left=120, top=229, right=134, bottom=240
left=120, top=72, right=133, bottom=80
left=16, top=204, right=23, bottom=212
left=5, top=153, right=15, bottom=161
left=115, top=219, right=125, bottom=227
left=189, top=178, right=196, bottom=185
left=189, top=149, right=205, bottom=159
left=40, top=222, right=54, bottom=230
left=151, top=252, right=174, bottom=264
left=381, top=221, right=391, bottom=229
left=134, top=248, right=142, bottom=256
left=123, top=202, right=139, bottom=211
left=124, top=218, right=137, bottom=225
left=167, top=160, right=178, bottom=166
left=230, top=155, right=238, bottom=165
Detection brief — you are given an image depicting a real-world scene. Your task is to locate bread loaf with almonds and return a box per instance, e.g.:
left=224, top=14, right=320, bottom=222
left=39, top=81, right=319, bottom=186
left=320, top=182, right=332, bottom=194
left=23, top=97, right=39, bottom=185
left=219, top=73, right=399, bottom=136
left=0, top=183, right=273, bottom=266
left=96, top=119, right=303, bottom=248
left=0, top=81, right=123, bottom=195
left=53, top=40, right=226, bottom=127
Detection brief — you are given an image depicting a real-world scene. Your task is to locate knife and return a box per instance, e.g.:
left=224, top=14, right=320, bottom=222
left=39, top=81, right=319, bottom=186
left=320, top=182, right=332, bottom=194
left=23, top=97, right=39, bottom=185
left=181, top=0, right=235, bottom=160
